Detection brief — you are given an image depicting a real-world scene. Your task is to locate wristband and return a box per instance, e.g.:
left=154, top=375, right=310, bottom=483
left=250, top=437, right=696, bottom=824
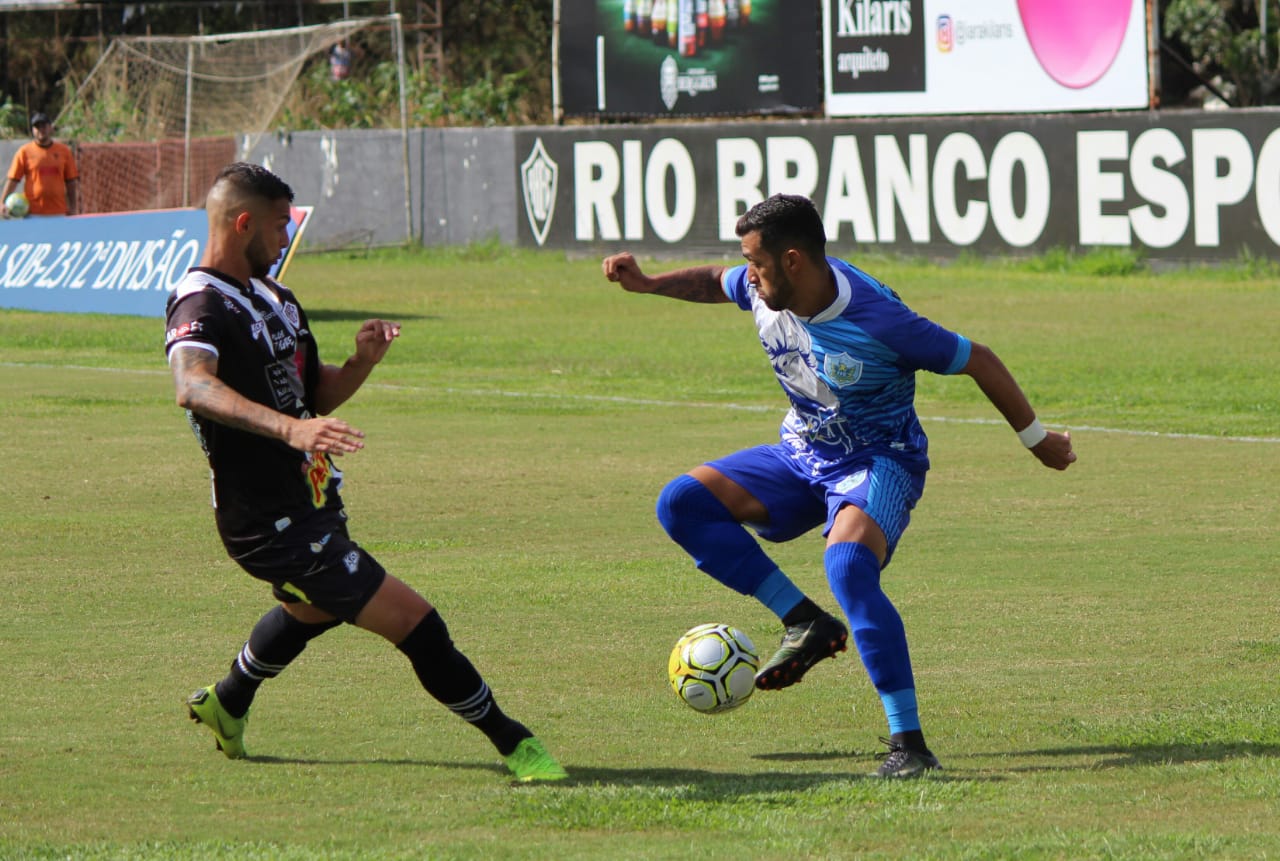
left=1016, top=418, right=1047, bottom=449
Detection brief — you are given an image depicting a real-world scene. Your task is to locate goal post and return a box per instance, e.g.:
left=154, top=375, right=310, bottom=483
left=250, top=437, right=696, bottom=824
left=58, top=14, right=412, bottom=242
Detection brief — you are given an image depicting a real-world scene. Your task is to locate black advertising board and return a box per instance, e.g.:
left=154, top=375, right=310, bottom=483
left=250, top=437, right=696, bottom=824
left=515, top=111, right=1280, bottom=260
left=826, top=0, right=925, bottom=95
left=558, top=0, right=822, bottom=118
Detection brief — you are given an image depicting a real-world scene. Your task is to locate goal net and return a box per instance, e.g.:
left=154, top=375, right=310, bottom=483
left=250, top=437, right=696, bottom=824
left=59, top=16, right=405, bottom=218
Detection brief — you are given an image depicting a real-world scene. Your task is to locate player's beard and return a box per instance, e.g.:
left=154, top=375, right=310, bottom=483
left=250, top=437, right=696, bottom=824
left=246, top=232, right=281, bottom=279
left=759, top=271, right=795, bottom=312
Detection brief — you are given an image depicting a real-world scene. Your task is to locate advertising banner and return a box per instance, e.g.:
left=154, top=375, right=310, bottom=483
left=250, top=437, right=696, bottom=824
left=559, top=0, right=822, bottom=118
left=514, top=111, right=1280, bottom=260
left=823, top=0, right=1150, bottom=116
left=0, top=206, right=311, bottom=317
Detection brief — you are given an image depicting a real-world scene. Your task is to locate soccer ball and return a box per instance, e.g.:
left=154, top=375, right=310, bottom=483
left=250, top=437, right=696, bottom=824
left=668, top=623, right=758, bottom=714
left=4, top=192, right=28, bottom=219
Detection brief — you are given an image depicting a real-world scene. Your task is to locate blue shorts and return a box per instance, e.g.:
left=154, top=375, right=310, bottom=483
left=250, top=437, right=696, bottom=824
left=706, top=444, right=926, bottom=564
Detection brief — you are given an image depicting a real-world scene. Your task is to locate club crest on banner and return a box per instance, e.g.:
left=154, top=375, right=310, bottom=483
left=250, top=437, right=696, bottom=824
left=520, top=137, right=558, bottom=246
left=824, top=351, right=863, bottom=387
left=660, top=56, right=679, bottom=111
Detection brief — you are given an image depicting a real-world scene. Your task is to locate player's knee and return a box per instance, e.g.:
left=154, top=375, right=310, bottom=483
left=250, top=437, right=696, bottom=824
left=396, top=608, right=453, bottom=657
left=656, top=473, right=726, bottom=536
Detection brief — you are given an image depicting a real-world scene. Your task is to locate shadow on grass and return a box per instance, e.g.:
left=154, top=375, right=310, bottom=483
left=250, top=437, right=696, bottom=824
left=754, top=749, right=864, bottom=762
left=753, top=748, right=1007, bottom=782
left=967, top=741, right=1280, bottom=772
left=249, top=755, right=990, bottom=787
left=305, top=309, right=437, bottom=323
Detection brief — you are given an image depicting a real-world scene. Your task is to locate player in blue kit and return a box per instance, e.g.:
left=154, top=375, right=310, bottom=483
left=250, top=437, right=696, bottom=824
left=603, top=194, right=1075, bottom=778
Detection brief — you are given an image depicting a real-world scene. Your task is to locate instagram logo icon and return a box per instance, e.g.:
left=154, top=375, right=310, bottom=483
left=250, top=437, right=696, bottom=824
left=937, top=15, right=954, bottom=52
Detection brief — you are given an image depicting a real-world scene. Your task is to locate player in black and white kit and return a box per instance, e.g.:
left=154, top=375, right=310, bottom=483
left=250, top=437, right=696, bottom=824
left=165, top=162, right=566, bottom=782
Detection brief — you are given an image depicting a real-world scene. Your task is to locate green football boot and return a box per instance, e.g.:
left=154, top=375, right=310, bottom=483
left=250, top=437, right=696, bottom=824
left=186, top=685, right=248, bottom=759
left=503, top=736, right=568, bottom=783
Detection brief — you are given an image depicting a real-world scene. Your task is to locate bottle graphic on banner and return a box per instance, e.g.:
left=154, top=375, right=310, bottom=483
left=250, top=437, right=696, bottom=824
left=709, top=0, right=725, bottom=44
left=559, top=0, right=825, bottom=118
left=679, top=0, right=697, bottom=56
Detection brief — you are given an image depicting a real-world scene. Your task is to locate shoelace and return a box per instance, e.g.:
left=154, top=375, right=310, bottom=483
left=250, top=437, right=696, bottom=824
left=874, top=736, right=913, bottom=765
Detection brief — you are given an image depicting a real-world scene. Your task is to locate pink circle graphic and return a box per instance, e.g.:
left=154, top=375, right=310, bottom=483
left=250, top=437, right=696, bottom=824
left=1017, top=0, right=1133, bottom=89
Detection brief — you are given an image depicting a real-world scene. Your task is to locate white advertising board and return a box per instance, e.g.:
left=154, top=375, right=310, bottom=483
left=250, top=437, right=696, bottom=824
left=823, top=0, right=1150, bottom=116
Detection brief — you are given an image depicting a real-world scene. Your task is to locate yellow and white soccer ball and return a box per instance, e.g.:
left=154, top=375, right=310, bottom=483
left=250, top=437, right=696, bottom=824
left=4, top=192, right=29, bottom=219
left=668, top=622, right=758, bottom=714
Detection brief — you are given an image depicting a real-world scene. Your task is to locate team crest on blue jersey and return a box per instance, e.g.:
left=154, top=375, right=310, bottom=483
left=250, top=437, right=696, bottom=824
left=823, top=352, right=863, bottom=388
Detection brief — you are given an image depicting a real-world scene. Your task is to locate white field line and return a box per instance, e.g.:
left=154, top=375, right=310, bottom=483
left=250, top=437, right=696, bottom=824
left=6, top=361, right=1279, bottom=445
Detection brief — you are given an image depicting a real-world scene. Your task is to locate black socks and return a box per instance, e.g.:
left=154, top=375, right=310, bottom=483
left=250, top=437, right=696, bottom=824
left=397, top=610, right=532, bottom=756
left=215, top=605, right=341, bottom=718
left=782, top=596, right=825, bottom=627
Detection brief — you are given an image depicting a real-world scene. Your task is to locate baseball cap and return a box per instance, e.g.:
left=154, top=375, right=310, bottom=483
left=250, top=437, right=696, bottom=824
left=30, top=112, right=51, bottom=127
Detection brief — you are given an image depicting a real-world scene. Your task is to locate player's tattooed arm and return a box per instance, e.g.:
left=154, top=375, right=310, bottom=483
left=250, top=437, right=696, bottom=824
left=648, top=266, right=731, bottom=303
left=170, top=346, right=366, bottom=454
left=602, top=253, right=730, bottom=303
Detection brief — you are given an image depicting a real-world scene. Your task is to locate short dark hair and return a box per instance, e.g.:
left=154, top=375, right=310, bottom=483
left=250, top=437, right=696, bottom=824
left=30, top=112, right=51, bottom=127
left=735, top=194, right=826, bottom=263
left=213, top=162, right=295, bottom=204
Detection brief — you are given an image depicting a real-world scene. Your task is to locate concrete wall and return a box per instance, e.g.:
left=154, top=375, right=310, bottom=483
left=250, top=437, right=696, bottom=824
left=243, top=127, right=517, bottom=250
left=8, top=109, right=1280, bottom=261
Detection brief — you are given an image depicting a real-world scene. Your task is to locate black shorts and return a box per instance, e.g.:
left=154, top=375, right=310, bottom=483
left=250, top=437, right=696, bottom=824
left=228, top=510, right=387, bottom=623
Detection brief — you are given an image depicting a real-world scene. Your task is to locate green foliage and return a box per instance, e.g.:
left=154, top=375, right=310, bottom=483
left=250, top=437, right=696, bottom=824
left=278, top=58, right=536, bottom=130
left=4, top=1, right=555, bottom=130
left=55, top=77, right=141, bottom=142
left=1164, top=0, right=1280, bottom=105
left=1010, top=246, right=1147, bottom=276
left=0, top=95, right=27, bottom=136
left=267, top=0, right=555, bottom=129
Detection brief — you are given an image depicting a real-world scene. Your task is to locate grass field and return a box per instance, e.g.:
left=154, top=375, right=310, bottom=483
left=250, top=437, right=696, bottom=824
left=1, top=246, right=1277, bottom=860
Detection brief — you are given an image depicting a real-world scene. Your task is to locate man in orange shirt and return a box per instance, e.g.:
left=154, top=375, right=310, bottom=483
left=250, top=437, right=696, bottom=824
left=3, top=112, right=79, bottom=217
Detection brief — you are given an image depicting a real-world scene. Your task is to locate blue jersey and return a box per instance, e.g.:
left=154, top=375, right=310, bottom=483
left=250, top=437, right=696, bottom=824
left=722, top=257, right=971, bottom=475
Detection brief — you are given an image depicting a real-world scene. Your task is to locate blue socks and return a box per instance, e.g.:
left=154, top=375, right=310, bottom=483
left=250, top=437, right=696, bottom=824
left=656, top=476, right=923, bottom=736
left=879, top=689, right=920, bottom=736
left=824, top=541, right=920, bottom=734
left=754, top=569, right=806, bottom=619
left=656, top=474, right=801, bottom=617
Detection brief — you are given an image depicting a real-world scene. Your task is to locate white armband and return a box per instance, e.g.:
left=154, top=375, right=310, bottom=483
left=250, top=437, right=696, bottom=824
left=1016, top=418, right=1047, bottom=449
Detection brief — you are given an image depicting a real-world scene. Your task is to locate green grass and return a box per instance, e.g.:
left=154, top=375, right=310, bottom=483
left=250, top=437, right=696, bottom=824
left=1, top=248, right=1277, bottom=860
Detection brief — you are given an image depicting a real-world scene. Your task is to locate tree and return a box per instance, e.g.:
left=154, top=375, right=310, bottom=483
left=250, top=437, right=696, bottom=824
left=1163, top=0, right=1280, bottom=106
left=2, top=0, right=556, bottom=135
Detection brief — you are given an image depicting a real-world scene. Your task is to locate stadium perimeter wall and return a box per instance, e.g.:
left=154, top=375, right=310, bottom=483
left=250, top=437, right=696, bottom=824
left=244, top=128, right=518, bottom=250
left=5, top=107, right=1280, bottom=265
left=245, top=108, right=1280, bottom=263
